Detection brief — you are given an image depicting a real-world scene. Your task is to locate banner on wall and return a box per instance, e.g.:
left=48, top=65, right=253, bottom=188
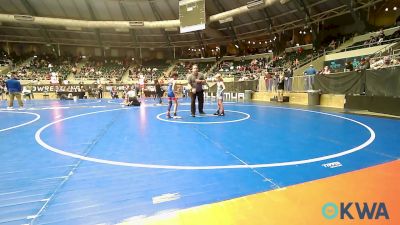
left=26, top=81, right=259, bottom=94
left=324, top=55, right=369, bottom=73
left=30, top=85, right=83, bottom=93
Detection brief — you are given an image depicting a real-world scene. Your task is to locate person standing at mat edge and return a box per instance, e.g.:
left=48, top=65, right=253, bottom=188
left=5, top=73, right=24, bottom=110
left=277, top=73, right=285, bottom=102
left=154, top=79, right=163, bottom=105
left=187, top=64, right=206, bottom=117
left=214, top=74, right=225, bottom=116
left=166, top=72, right=181, bottom=119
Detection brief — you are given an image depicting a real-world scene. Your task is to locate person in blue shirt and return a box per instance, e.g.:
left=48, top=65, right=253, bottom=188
left=304, top=65, right=317, bottom=90
left=5, top=73, right=24, bottom=109
left=304, top=65, right=317, bottom=75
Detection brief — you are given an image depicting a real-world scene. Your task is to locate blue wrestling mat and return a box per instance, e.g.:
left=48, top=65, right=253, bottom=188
left=0, top=98, right=398, bottom=224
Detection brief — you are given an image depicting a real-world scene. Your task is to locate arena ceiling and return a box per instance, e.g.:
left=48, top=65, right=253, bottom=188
left=0, top=0, right=384, bottom=49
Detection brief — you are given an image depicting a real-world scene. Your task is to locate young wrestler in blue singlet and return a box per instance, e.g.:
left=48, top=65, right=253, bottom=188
left=166, top=72, right=181, bottom=119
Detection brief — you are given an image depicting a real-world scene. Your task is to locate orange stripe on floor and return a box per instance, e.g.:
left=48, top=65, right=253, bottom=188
left=119, top=160, right=400, bottom=225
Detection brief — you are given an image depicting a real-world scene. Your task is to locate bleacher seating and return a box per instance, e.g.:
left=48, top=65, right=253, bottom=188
left=0, top=26, right=399, bottom=86
left=339, top=28, right=400, bottom=52
left=74, top=57, right=128, bottom=82
left=279, top=49, right=314, bottom=68
left=141, top=59, right=170, bottom=78
left=175, top=61, right=212, bottom=79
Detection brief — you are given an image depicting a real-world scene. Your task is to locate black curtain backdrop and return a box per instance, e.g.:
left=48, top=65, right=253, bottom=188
left=366, top=67, right=400, bottom=97
left=314, top=71, right=364, bottom=94
left=314, top=66, right=400, bottom=97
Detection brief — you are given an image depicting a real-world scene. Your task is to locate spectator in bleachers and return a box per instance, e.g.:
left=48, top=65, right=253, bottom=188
left=297, top=47, right=304, bottom=55
left=294, top=58, right=300, bottom=68
left=356, top=57, right=370, bottom=71
left=377, top=28, right=385, bottom=40
left=369, top=36, right=377, bottom=46
left=284, top=67, right=293, bottom=91
left=380, top=56, right=394, bottom=68
left=377, top=35, right=385, bottom=46
left=320, top=66, right=331, bottom=75
left=344, top=61, right=354, bottom=72
left=328, top=40, right=337, bottom=51
left=393, top=57, right=400, bottom=65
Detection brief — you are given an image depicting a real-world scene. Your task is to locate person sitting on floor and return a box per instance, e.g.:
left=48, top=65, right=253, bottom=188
left=124, top=88, right=141, bottom=106
left=60, top=93, right=73, bottom=100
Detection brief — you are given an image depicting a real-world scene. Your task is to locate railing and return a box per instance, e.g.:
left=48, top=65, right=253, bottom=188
left=0, top=59, right=11, bottom=68
left=264, top=60, right=400, bottom=93
left=297, top=52, right=323, bottom=69
left=337, top=37, right=400, bottom=53
left=263, top=75, right=315, bottom=93
left=179, top=57, right=217, bottom=63
left=285, top=44, right=313, bottom=53
left=369, top=42, right=395, bottom=60
left=353, top=26, right=400, bottom=43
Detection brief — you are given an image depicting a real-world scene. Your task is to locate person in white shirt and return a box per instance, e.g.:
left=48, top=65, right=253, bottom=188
left=22, top=86, right=32, bottom=100
left=124, top=88, right=140, bottom=106
left=213, top=74, right=226, bottom=116
left=321, top=66, right=331, bottom=74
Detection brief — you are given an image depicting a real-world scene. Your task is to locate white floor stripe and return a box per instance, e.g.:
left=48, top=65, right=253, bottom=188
left=0, top=111, right=40, bottom=132
left=34, top=106, right=376, bottom=170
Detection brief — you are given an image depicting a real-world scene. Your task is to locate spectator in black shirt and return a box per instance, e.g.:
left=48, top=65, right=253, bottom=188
left=98, top=85, right=103, bottom=98
left=154, top=79, right=163, bottom=104
left=277, top=73, right=285, bottom=102
left=357, top=57, right=370, bottom=71
left=284, top=67, right=293, bottom=91
left=345, top=61, right=354, bottom=72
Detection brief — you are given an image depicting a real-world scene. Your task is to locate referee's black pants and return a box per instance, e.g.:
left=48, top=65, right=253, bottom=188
left=190, top=91, right=204, bottom=115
